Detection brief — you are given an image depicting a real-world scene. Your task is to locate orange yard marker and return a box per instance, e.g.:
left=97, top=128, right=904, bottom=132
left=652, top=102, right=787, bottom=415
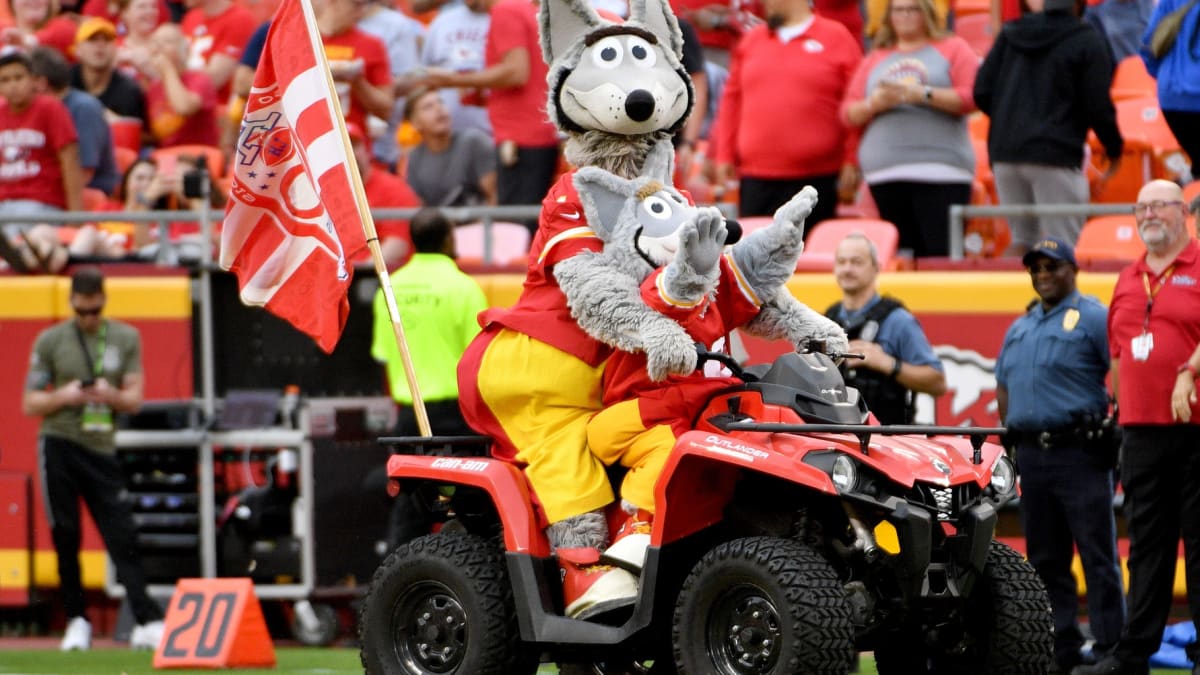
left=153, top=578, right=275, bottom=669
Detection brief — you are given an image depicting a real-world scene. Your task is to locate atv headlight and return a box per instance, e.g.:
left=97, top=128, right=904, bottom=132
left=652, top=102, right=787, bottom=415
left=832, top=455, right=858, bottom=492
left=990, top=454, right=1016, bottom=495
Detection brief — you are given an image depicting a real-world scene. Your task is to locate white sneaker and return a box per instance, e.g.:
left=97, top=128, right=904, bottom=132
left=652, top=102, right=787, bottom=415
left=130, top=620, right=165, bottom=650
left=60, top=616, right=92, bottom=651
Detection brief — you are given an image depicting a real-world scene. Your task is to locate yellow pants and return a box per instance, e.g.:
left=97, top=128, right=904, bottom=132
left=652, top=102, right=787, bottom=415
left=586, top=398, right=678, bottom=514
left=476, top=329, right=612, bottom=524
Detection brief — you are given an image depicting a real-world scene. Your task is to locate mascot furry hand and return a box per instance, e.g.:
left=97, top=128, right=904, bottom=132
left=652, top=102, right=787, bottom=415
left=554, top=147, right=849, bottom=382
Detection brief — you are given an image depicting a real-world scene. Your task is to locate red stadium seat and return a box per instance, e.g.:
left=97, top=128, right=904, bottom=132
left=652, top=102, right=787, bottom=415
left=954, top=13, right=995, bottom=58
left=1075, top=214, right=1143, bottom=264
left=797, top=217, right=900, bottom=272
left=454, top=221, right=531, bottom=267
left=114, top=146, right=139, bottom=177
left=109, top=117, right=143, bottom=154
left=1110, top=56, right=1157, bottom=102
left=152, top=144, right=227, bottom=179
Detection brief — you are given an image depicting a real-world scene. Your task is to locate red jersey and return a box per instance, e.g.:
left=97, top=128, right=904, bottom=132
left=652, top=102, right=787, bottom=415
left=714, top=17, right=862, bottom=177
left=1109, top=240, right=1200, bottom=425
left=485, top=0, right=558, bottom=147
left=349, top=168, right=420, bottom=268
left=146, top=69, right=219, bottom=147
left=181, top=3, right=256, bottom=100
left=482, top=171, right=610, bottom=366
left=0, top=94, right=78, bottom=208
left=82, top=0, right=170, bottom=31
left=601, top=255, right=763, bottom=431
left=321, top=28, right=391, bottom=144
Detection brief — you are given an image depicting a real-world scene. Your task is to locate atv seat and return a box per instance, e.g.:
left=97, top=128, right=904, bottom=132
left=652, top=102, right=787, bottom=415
left=380, top=435, right=492, bottom=458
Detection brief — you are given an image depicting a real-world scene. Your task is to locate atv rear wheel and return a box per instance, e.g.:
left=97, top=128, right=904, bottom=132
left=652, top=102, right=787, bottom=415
left=358, top=533, right=537, bottom=675
left=873, top=540, right=1054, bottom=674
left=672, top=536, right=854, bottom=674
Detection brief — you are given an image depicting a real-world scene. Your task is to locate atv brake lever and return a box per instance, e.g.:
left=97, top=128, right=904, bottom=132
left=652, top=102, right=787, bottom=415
left=831, top=352, right=866, bottom=361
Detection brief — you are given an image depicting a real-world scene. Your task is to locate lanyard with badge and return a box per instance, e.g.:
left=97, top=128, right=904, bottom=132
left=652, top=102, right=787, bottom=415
left=1132, top=265, right=1174, bottom=361
left=75, top=322, right=114, bottom=433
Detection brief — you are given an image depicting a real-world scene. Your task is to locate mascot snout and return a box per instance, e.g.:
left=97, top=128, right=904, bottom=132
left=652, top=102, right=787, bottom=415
left=625, top=89, right=656, bottom=122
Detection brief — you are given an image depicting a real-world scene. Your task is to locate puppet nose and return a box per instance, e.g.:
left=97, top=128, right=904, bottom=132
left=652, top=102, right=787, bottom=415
left=724, top=218, right=742, bottom=244
left=624, top=90, right=655, bottom=122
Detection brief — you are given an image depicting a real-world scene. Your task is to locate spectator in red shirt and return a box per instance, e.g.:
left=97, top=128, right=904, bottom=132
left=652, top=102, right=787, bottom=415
left=711, top=0, right=862, bottom=226
left=421, top=0, right=559, bottom=223
left=1, top=0, right=79, bottom=55
left=179, top=0, right=254, bottom=100
left=347, top=122, right=418, bottom=270
left=80, top=0, right=168, bottom=32
left=314, top=0, right=394, bottom=149
left=115, top=0, right=163, bottom=78
left=0, top=49, right=83, bottom=225
left=144, top=22, right=219, bottom=147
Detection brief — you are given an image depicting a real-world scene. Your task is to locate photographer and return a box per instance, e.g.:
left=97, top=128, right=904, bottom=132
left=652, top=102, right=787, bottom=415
left=994, top=237, right=1124, bottom=673
left=21, top=267, right=165, bottom=651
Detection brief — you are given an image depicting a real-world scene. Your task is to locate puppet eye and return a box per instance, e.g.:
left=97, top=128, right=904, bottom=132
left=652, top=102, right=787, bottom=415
left=641, top=196, right=673, bottom=220
left=668, top=192, right=686, bottom=204
left=592, top=37, right=623, bottom=69
left=627, top=36, right=657, bottom=67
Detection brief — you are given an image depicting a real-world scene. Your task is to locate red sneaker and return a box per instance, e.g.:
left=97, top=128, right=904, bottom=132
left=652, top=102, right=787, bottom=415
left=601, top=514, right=652, bottom=573
left=557, top=547, right=638, bottom=621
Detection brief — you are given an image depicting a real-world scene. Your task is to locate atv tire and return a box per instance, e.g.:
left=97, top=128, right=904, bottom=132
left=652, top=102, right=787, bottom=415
left=358, top=533, right=537, bottom=675
left=672, top=536, right=854, bottom=674
left=873, top=540, right=1054, bottom=674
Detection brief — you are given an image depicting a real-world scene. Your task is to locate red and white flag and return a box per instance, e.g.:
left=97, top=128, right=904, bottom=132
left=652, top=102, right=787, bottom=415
left=220, top=0, right=367, bottom=353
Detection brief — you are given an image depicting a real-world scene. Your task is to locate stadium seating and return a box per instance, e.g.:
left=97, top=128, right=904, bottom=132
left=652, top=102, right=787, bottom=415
left=114, top=146, right=139, bottom=178
left=454, top=221, right=531, bottom=267
left=109, top=117, right=143, bottom=154
left=954, top=13, right=994, bottom=58
left=796, top=217, right=899, bottom=272
left=151, top=145, right=227, bottom=180
left=1088, top=97, right=1188, bottom=203
left=952, top=0, right=990, bottom=17
left=1074, top=214, right=1143, bottom=264
left=1110, top=55, right=1157, bottom=102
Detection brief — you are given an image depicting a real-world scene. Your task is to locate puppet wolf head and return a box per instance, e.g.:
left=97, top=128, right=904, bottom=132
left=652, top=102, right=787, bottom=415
left=540, top=0, right=694, bottom=138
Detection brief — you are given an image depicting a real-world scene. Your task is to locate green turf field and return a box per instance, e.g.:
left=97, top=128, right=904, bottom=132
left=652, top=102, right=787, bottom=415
left=0, top=649, right=1187, bottom=674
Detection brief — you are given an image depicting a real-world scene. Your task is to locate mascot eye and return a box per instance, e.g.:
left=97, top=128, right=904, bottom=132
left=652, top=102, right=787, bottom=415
left=592, top=37, right=623, bottom=69
left=641, top=196, right=674, bottom=220
left=627, top=36, right=657, bottom=67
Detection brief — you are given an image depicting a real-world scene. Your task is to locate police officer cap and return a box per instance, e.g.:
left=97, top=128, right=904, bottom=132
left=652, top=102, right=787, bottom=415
left=1022, top=237, right=1076, bottom=268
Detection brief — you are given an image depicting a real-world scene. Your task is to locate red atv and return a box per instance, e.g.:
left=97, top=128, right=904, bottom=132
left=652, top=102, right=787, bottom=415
left=359, top=348, right=1054, bottom=674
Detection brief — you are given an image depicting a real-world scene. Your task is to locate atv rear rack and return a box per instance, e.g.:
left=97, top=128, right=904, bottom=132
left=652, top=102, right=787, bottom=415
left=720, top=423, right=1007, bottom=464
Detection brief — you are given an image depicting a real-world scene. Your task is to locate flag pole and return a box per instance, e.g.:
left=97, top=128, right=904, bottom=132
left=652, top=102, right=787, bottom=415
left=296, top=0, right=432, bottom=437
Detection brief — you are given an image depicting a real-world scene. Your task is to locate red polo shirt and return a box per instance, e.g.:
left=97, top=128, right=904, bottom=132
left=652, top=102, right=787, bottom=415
left=1109, top=239, right=1200, bottom=425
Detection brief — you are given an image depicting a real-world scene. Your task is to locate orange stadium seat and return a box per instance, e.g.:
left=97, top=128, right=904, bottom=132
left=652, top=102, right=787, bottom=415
left=109, top=117, right=143, bottom=154
left=797, top=217, right=899, bottom=272
left=1075, top=214, right=1143, bottom=264
left=966, top=111, right=989, bottom=143
left=1110, top=56, right=1157, bottom=102
left=152, top=145, right=227, bottom=179
left=953, top=0, right=990, bottom=17
left=1184, top=180, right=1200, bottom=207
left=114, top=146, right=139, bottom=177
left=454, top=221, right=531, bottom=267
left=82, top=187, right=113, bottom=212
left=954, top=13, right=995, bottom=58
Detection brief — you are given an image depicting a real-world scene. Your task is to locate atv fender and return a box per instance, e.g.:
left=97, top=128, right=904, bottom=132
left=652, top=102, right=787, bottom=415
left=653, top=431, right=837, bottom=545
left=385, top=454, right=549, bottom=556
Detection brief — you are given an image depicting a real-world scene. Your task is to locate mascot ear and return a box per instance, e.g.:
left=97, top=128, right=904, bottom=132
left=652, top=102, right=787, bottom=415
left=628, top=0, right=684, bottom=60
left=574, top=167, right=636, bottom=240
left=539, top=0, right=606, bottom=67
left=640, top=139, right=676, bottom=184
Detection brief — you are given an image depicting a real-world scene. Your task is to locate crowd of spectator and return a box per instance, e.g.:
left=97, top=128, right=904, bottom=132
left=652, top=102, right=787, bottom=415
left=0, top=0, right=1196, bottom=273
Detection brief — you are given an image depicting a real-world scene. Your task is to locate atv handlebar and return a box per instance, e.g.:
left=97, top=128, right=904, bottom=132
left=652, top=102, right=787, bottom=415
left=694, top=342, right=864, bottom=382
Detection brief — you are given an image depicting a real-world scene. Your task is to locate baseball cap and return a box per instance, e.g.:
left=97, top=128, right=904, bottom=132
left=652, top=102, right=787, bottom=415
left=76, top=17, right=117, bottom=44
left=1022, top=237, right=1077, bottom=268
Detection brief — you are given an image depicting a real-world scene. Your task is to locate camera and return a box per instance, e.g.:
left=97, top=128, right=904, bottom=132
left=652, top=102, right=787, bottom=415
left=182, top=155, right=210, bottom=200
left=80, top=377, right=95, bottom=388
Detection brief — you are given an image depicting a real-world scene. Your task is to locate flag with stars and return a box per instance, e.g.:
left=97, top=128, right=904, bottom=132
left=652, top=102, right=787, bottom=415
left=219, top=0, right=367, bottom=353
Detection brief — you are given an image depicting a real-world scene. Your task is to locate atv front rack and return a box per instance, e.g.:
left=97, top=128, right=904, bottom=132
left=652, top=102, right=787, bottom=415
left=719, top=422, right=1007, bottom=464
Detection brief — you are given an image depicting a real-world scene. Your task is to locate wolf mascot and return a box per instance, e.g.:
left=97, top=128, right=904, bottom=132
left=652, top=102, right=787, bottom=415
left=457, top=0, right=845, bottom=621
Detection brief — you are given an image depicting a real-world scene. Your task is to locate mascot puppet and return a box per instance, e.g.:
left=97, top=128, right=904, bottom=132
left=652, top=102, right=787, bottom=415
left=457, top=0, right=845, bottom=621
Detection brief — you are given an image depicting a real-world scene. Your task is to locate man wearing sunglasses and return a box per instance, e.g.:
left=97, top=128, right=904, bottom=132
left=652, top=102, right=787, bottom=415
left=21, top=267, right=164, bottom=652
left=995, top=237, right=1123, bottom=673
left=1076, top=179, right=1200, bottom=675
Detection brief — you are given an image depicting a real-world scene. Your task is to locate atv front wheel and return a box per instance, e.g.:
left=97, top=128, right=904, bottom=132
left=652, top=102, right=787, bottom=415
left=358, top=533, right=537, bottom=675
left=672, top=536, right=854, bottom=674
left=874, top=540, right=1054, bottom=674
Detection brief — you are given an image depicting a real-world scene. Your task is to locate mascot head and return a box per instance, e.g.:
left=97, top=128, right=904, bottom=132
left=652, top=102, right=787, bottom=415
left=540, top=0, right=694, bottom=138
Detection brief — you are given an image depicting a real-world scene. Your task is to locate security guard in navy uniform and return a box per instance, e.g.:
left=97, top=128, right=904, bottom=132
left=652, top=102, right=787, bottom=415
left=995, top=237, right=1125, bottom=674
